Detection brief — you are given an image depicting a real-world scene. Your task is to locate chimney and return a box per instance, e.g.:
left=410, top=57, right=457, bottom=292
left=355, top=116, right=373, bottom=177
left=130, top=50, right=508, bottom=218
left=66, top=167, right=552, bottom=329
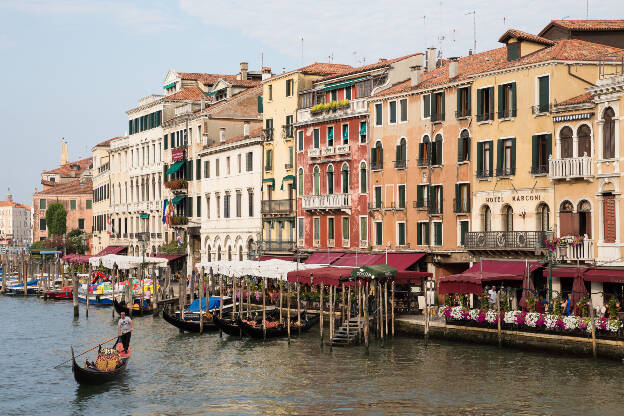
left=468, top=49, right=473, bottom=56
left=6, top=191, right=12, bottom=202
left=262, top=67, right=272, bottom=81
left=240, top=62, right=248, bottom=80
left=200, top=98, right=205, bottom=111
left=60, top=138, right=69, bottom=165
left=219, top=128, right=225, bottom=143
left=448, top=57, right=459, bottom=79
left=410, top=65, right=423, bottom=86
left=243, top=122, right=250, bottom=137
left=426, top=47, right=437, bottom=72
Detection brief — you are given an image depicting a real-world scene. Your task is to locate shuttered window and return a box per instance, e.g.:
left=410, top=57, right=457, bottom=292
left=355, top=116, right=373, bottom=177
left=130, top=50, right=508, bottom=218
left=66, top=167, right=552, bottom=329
left=434, top=222, right=442, bottom=246
left=423, top=94, right=431, bottom=118
left=375, top=221, right=382, bottom=246
left=389, top=101, right=397, bottom=124
left=604, top=194, right=616, bottom=243
left=397, top=222, right=406, bottom=246
left=375, top=103, right=383, bottom=126
left=460, top=221, right=469, bottom=246
left=538, top=76, right=549, bottom=113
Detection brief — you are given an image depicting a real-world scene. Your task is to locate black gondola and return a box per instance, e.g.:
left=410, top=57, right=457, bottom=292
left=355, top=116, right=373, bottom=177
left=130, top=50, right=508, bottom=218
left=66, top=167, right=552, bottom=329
left=113, top=299, right=153, bottom=316
left=237, top=313, right=320, bottom=339
left=212, top=309, right=279, bottom=337
left=162, top=309, right=222, bottom=332
left=71, top=344, right=130, bottom=385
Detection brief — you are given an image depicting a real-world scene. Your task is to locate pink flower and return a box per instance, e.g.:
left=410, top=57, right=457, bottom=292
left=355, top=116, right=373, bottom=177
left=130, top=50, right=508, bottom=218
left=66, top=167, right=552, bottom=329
left=536, top=317, right=545, bottom=327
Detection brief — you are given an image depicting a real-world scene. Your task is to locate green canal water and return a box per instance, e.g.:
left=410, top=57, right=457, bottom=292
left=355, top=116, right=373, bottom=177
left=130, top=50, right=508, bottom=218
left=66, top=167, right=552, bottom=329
left=3, top=296, right=624, bottom=415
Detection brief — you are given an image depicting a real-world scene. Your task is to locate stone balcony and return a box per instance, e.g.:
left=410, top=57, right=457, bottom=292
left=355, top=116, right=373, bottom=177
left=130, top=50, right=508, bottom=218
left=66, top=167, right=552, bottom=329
left=560, top=236, right=594, bottom=262
left=548, top=156, right=593, bottom=180
left=296, top=98, right=368, bottom=125
left=261, top=199, right=295, bottom=216
left=336, top=144, right=350, bottom=155
left=301, top=193, right=351, bottom=212
left=321, top=146, right=335, bottom=156
left=308, top=148, right=321, bottom=158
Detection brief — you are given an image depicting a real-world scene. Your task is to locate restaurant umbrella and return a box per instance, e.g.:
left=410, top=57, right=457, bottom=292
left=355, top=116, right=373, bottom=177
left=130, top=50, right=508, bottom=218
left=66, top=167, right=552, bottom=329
left=518, top=261, right=535, bottom=311
left=570, top=267, right=586, bottom=313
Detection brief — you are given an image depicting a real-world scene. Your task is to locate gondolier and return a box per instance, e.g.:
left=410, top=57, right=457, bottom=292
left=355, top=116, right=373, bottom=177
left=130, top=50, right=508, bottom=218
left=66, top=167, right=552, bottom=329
left=117, top=311, right=133, bottom=353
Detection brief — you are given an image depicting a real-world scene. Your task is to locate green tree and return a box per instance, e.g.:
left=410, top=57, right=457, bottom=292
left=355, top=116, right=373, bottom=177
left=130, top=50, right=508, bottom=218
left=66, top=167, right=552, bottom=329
left=45, top=202, right=67, bottom=236
left=66, top=229, right=86, bottom=254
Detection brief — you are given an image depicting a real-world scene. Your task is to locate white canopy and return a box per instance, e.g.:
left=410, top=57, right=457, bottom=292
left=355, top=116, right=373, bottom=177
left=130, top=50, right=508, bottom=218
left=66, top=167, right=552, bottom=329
left=89, top=254, right=168, bottom=270
left=195, top=259, right=315, bottom=281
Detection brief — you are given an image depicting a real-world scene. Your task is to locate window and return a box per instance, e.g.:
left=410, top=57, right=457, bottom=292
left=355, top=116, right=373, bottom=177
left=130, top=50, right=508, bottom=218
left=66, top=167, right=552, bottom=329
left=70, top=200, right=77, bottom=210
left=359, top=162, right=367, bottom=194
left=397, top=222, right=406, bottom=246
left=360, top=216, right=368, bottom=245
left=196, top=159, right=201, bottom=178
left=224, top=194, right=230, bottom=218
left=330, top=90, right=337, bottom=102
left=476, top=87, right=494, bottom=122
left=431, top=134, right=443, bottom=166
left=497, top=82, right=516, bottom=118
left=415, top=185, right=428, bottom=209
left=531, top=134, right=551, bottom=174
left=205, top=161, right=211, bottom=178
left=313, top=129, right=320, bottom=149
left=288, top=146, right=293, bottom=168
left=327, top=126, right=334, bottom=147
left=341, top=164, right=349, bottom=193
left=476, top=140, right=493, bottom=178
left=418, top=135, right=430, bottom=166
left=285, top=115, right=294, bottom=138
left=389, top=101, right=397, bottom=124
left=313, top=217, right=320, bottom=243
left=248, top=191, right=254, bottom=216
left=399, top=99, right=408, bottom=122
left=216, top=159, right=220, bottom=176
left=431, top=91, right=445, bottom=122
left=345, top=87, right=352, bottom=100
left=40, top=218, right=46, bottom=231
left=396, top=138, right=406, bottom=168
left=359, top=121, right=367, bottom=144
left=459, top=220, right=469, bottom=246
left=297, top=217, right=305, bottom=241
left=371, top=141, right=383, bottom=170
left=313, top=166, right=320, bottom=195
left=226, top=157, right=231, bottom=175
left=298, top=168, right=304, bottom=196
left=342, top=124, right=349, bottom=144
left=507, top=42, right=520, bottom=61
left=423, top=94, right=431, bottom=118
left=559, top=127, right=573, bottom=159
left=482, top=205, right=492, bottom=232
left=375, top=221, right=383, bottom=246
left=454, top=183, right=470, bottom=213
left=206, top=196, right=211, bottom=219
left=236, top=192, right=242, bottom=217
left=285, top=79, right=293, bottom=97
left=537, top=75, right=550, bottom=113
left=496, top=138, right=516, bottom=176
left=430, top=185, right=443, bottom=214
left=265, top=149, right=272, bottom=171
left=86, top=199, right=92, bottom=209
left=456, top=86, right=471, bottom=118
left=577, top=200, right=591, bottom=238
left=342, top=217, right=350, bottom=245
left=537, top=203, right=550, bottom=232
left=268, top=84, right=273, bottom=101
left=603, top=107, right=615, bottom=159
left=604, top=194, right=617, bottom=243
left=375, top=103, right=383, bottom=126
left=327, top=165, right=334, bottom=194
left=328, top=217, right=335, bottom=241
left=417, top=222, right=430, bottom=245
left=577, top=124, right=592, bottom=157
left=197, top=195, right=202, bottom=218
left=458, top=130, right=470, bottom=162
left=502, top=205, right=513, bottom=231
left=374, top=186, right=382, bottom=209
left=297, top=130, right=304, bottom=151
left=237, top=154, right=241, bottom=173
left=433, top=222, right=442, bottom=246
left=187, top=196, right=193, bottom=217
left=265, top=118, right=274, bottom=139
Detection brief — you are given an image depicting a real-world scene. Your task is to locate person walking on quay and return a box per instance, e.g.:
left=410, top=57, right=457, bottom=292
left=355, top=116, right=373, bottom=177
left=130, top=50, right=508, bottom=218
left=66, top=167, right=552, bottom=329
left=117, top=311, right=133, bottom=353
left=488, top=286, right=498, bottom=305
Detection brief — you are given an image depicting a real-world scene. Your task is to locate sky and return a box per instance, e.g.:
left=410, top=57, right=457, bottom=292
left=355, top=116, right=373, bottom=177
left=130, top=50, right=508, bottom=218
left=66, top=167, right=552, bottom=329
left=0, top=0, right=622, bottom=204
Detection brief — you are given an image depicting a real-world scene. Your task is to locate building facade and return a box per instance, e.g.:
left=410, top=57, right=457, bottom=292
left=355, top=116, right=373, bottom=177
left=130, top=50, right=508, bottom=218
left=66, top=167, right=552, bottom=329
left=91, top=138, right=119, bottom=254
left=0, top=193, right=32, bottom=246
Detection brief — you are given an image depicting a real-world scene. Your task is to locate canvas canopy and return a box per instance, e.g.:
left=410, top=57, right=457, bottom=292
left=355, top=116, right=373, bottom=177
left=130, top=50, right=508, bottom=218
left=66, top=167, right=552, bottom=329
left=195, top=259, right=317, bottom=281
left=350, top=264, right=397, bottom=280
left=89, top=254, right=168, bottom=270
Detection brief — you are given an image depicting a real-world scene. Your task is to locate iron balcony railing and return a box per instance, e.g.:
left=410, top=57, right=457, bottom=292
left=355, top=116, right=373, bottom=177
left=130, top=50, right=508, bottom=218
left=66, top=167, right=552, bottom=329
left=395, top=160, right=406, bottom=169
left=497, top=109, right=517, bottom=119
left=455, top=109, right=471, bottom=118
left=263, top=240, right=295, bottom=252
left=464, top=231, right=552, bottom=250
left=282, top=124, right=294, bottom=139
left=530, top=164, right=549, bottom=175
left=263, top=128, right=274, bottom=141
left=476, top=112, right=494, bottom=122
left=417, top=157, right=430, bottom=167
left=261, top=199, right=295, bottom=215
left=531, top=104, right=552, bottom=115
left=496, top=167, right=516, bottom=177
left=453, top=198, right=470, bottom=214
left=476, top=169, right=493, bottom=179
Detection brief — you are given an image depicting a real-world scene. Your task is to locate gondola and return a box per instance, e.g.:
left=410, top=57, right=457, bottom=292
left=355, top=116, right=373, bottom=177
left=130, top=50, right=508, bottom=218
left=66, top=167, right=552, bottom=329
left=162, top=309, right=221, bottom=332
left=71, top=342, right=130, bottom=385
left=237, top=312, right=320, bottom=339
left=45, top=286, right=73, bottom=300
left=212, top=308, right=280, bottom=337
left=113, top=299, right=153, bottom=316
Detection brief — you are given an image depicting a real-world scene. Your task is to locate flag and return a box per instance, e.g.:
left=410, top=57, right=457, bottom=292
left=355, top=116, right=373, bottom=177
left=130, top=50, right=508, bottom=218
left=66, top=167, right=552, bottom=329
left=106, top=216, right=111, bottom=235
left=162, top=200, right=169, bottom=225
left=176, top=231, right=183, bottom=247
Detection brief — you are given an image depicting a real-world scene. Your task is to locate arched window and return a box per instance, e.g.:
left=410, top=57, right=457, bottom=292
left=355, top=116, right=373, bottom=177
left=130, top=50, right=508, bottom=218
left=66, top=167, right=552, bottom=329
left=217, top=246, right=222, bottom=261
left=371, top=141, right=383, bottom=169
left=238, top=246, right=243, bottom=261
left=207, top=245, right=212, bottom=262
left=359, top=162, right=367, bottom=193
left=502, top=205, right=513, bottom=232
left=559, top=200, right=574, bottom=237
left=577, top=200, right=592, bottom=238
left=432, top=134, right=443, bottom=165
left=228, top=246, right=232, bottom=261
left=559, top=200, right=573, bottom=212
left=559, top=126, right=573, bottom=158
left=577, top=124, right=591, bottom=157
left=341, top=163, right=349, bottom=193
left=297, top=168, right=304, bottom=196
left=247, top=239, right=254, bottom=260
left=603, top=107, right=615, bottom=159
left=396, top=138, right=406, bottom=168
left=419, top=135, right=430, bottom=165
left=537, top=203, right=550, bottom=232
left=459, top=130, right=470, bottom=162
left=327, top=165, right=334, bottom=194
left=313, top=166, right=320, bottom=195
left=481, top=205, right=492, bottom=232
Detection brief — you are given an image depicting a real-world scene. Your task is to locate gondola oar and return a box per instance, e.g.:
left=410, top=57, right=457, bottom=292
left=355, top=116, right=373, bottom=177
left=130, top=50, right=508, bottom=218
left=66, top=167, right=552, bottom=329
left=53, top=335, right=119, bottom=368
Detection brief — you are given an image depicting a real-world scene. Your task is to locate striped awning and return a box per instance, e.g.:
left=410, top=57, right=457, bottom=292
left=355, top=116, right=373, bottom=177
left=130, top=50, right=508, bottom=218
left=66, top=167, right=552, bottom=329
left=323, top=77, right=366, bottom=91
left=166, top=160, right=184, bottom=175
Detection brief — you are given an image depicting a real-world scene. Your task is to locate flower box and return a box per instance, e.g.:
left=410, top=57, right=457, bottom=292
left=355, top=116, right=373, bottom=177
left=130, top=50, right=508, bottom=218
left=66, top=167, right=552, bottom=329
left=165, top=179, right=188, bottom=190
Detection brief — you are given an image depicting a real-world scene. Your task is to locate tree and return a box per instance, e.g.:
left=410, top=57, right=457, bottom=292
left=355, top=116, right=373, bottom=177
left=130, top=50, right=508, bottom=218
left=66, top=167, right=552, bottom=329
left=45, top=202, right=67, bottom=236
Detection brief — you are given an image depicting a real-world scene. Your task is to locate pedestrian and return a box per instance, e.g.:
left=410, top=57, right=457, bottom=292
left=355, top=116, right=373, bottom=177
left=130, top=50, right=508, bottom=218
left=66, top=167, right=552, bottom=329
left=117, top=310, right=133, bottom=354
left=488, top=285, right=498, bottom=304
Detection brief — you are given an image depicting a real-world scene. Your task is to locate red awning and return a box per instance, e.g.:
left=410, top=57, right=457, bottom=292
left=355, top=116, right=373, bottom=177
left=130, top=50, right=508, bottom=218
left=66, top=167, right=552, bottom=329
left=583, top=268, right=624, bottom=283
left=384, top=253, right=426, bottom=271
left=62, top=254, right=93, bottom=264
left=287, top=266, right=355, bottom=287
left=95, top=245, right=128, bottom=256
left=304, top=252, right=344, bottom=265
left=333, top=253, right=384, bottom=266
left=153, top=254, right=186, bottom=263
left=394, top=270, right=432, bottom=284
left=252, top=255, right=297, bottom=262
left=464, top=260, right=543, bottom=276
left=543, top=266, right=588, bottom=279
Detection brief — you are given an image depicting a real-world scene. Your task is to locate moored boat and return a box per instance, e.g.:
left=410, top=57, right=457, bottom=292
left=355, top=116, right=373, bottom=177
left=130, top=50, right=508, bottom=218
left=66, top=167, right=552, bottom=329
left=71, top=342, right=130, bottom=385
left=78, top=293, right=113, bottom=306
left=45, top=286, right=73, bottom=300
left=113, top=299, right=153, bottom=316
left=237, top=312, right=320, bottom=339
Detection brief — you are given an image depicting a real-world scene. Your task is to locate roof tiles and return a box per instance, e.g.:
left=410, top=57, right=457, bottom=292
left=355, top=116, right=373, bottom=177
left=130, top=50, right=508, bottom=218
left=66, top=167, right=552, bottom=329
left=43, top=157, right=93, bottom=177
left=35, top=179, right=92, bottom=196
left=499, top=29, right=556, bottom=45
left=542, top=19, right=624, bottom=33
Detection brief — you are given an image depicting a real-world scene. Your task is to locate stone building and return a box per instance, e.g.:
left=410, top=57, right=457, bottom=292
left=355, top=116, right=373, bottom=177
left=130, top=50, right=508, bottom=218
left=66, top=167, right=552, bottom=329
left=0, top=192, right=32, bottom=246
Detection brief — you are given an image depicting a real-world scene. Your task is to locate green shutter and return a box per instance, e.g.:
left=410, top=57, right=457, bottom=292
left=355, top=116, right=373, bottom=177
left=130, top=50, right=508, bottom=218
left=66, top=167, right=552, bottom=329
left=510, top=138, right=516, bottom=175
left=457, top=137, right=463, bottom=161
left=170, top=134, right=174, bottom=149
left=496, top=139, right=503, bottom=173
left=456, top=88, right=462, bottom=118
left=466, top=86, right=472, bottom=115
left=129, top=120, right=133, bottom=135
left=476, top=89, right=483, bottom=120
left=497, top=85, right=504, bottom=118
left=187, top=196, right=193, bottom=217
left=163, top=164, right=168, bottom=183
left=488, top=140, right=494, bottom=177
left=434, top=222, right=442, bottom=246
left=186, top=160, right=193, bottom=181
left=196, top=195, right=201, bottom=217
left=440, top=91, right=445, bottom=120
left=257, top=96, right=263, bottom=113
left=418, top=143, right=424, bottom=162
left=467, top=183, right=471, bottom=212
left=371, top=148, right=377, bottom=167
left=460, top=221, right=469, bottom=245
left=455, top=184, right=460, bottom=212
left=424, top=94, right=431, bottom=118
left=196, top=159, right=201, bottom=179
left=508, top=43, right=519, bottom=61
left=476, top=141, right=483, bottom=175
left=539, top=76, right=549, bottom=110
left=424, top=223, right=430, bottom=245
left=416, top=185, right=423, bottom=207
left=399, top=185, right=405, bottom=208
left=439, top=185, right=443, bottom=213
left=488, top=87, right=495, bottom=120
left=436, top=139, right=442, bottom=165
left=164, top=134, right=168, bottom=150
left=395, top=145, right=401, bottom=165
left=531, top=135, right=538, bottom=171
left=511, top=82, right=517, bottom=117
left=546, top=133, right=552, bottom=159
left=86, top=199, right=92, bottom=209
left=417, top=223, right=422, bottom=245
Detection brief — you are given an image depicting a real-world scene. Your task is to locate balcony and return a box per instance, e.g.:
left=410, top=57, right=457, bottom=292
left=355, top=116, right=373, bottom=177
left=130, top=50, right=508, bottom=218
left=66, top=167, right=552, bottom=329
left=261, top=199, right=295, bottom=215
left=263, top=128, right=274, bottom=141
left=431, top=112, right=445, bottom=123
left=284, top=163, right=293, bottom=170
left=548, top=156, right=593, bottom=180
left=476, top=169, right=493, bottom=179
left=531, top=104, right=552, bottom=115
left=263, top=240, right=295, bottom=252
left=296, top=98, right=368, bottom=125
left=496, top=167, right=515, bottom=177
left=498, top=109, right=517, bottom=119
left=308, top=148, right=321, bottom=158
left=264, top=164, right=273, bottom=172
left=394, top=160, right=406, bottom=169
left=321, top=146, right=335, bottom=156
left=164, top=179, right=188, bottom=194
left=301, top=193, right=351, bottom=212
left=136, top=232, right=150, bottom=241
left=282, top=124, right=294, bottom=139
left=560, top=236, right=594, bottom=262
left=465, top=231, right=551, bottom=254
left=476, top=112, right=494, bottom=122
left=455, top=109, right=471, bottom=119
left=531, top=164, right=549, bottom=175
left=336, top=144, right=350, bottom=155
left=453, top=198, right=470, bottom=214
left=417, top=158, right=429, bottom=167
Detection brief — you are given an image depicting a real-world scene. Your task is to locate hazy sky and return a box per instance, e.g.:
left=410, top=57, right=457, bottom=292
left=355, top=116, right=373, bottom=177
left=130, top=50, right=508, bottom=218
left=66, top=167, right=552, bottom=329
left=0, top=0, right=622, bottom=204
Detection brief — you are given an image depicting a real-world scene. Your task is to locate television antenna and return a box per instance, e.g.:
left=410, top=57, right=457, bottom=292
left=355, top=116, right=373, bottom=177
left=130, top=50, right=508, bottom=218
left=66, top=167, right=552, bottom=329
left=465, top=10, right=476, bottom=53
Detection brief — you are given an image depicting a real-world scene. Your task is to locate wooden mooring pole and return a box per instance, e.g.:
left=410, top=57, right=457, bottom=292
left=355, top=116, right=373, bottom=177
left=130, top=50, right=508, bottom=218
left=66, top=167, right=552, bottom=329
left=319, top=282, right=324, bottom=346
left=72, top=272, right=79, bottom=318
left=589, top=296, right=597, bottom=358
left=287, top=282, right=291, bottom=345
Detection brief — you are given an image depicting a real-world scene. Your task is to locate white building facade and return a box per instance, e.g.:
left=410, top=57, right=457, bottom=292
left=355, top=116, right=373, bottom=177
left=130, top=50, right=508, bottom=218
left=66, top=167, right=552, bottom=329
left=0, top=195, right=32, bottom=246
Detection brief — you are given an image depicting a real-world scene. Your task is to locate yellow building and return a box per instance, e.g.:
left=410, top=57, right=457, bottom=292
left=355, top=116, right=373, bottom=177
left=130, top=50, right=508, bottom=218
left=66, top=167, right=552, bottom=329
left=260, top=63, right=351, bottom=257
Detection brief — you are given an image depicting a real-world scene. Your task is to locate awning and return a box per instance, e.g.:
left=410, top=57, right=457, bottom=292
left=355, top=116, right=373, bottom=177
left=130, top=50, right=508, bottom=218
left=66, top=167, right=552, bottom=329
left=351, top=264, right=397, bottom=280
left=95, top=245, right=127, bottom=257
left=261, top=177, right=275, bottom=191
left=287, top=266, right=355, bottom=287
left=166, top=160, right=185, bottom=175
left=281, top=175, right=296, bottom=191
left=543, top=266, right=588, bottom=279
left=163, top=82, right=175, bottom=89
left=305, top=252, right=344, bottom=265
left=171, top=195, right=186, bottom=205
left=333, top=253, right=384, bottom=266
left=140, top=214, right=149, bottom=219
left=152, top=254, right=186, bottom=263
left=583, top=268, right=624, bottom=283
left=385, top=253, right=426, bottom=271
left=394, top=270, right=432, bottom=283
left=464, top=260, right=543, bottom=276
left=323, top=77, right=366, bottom=91
left=62, top=254, right=93, bottom=264
left=252, top=255, right=297, bottom=261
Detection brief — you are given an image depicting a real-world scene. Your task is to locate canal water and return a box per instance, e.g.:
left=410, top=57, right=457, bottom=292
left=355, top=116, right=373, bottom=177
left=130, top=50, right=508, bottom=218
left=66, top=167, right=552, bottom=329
left=3, top=296, right=624, bottom=416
